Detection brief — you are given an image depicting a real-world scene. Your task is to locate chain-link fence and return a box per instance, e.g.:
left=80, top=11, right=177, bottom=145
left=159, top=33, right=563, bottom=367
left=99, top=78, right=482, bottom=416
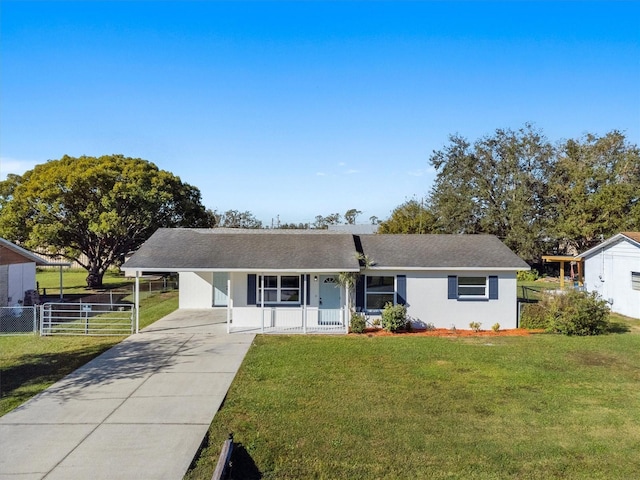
left=0, top=306, right=38, bottom=335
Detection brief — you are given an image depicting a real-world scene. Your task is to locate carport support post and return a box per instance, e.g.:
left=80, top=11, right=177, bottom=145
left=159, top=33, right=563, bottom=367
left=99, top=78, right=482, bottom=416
left=135, top=271, right=140, bottom=333
left=58, top=265, right=64, bottom=301
left=226, top=277, right=231, bottom=334
left=260, top=274, right=265, bottom=333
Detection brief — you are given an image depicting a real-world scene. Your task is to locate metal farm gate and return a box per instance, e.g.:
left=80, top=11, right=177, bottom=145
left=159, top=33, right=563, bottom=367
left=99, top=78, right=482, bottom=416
left=40, top=302, right=135, bottom=336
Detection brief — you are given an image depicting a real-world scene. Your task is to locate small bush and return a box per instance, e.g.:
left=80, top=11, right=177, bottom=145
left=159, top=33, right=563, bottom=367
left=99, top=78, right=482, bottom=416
left=469, top=321, right=482, bottom=332
left=547, top=291, right=610, bottom=336
left=520, top=303, right=550, bottom=329
left=517, top=269, right=539, bottom=282
left=350, top=312, right=366, bottom=333
left=381, top=302, right=407, bottom=332
left=424, top=322, right=436, bottom=331
left=405, top=319, right=413, bottom=332
left=492, top=323, right=500, bottom=332
left=520, top=290, right=610, bottom=335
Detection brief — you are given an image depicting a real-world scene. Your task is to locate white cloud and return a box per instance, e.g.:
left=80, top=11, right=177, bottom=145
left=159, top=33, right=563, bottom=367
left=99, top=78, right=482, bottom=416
left=345, top=169, right=359, bottom=175
left=0, top=157, right=39, bottom=179
left=338, top=162, right=346, bottom=167
left=316, top=172, right=326, bottom=176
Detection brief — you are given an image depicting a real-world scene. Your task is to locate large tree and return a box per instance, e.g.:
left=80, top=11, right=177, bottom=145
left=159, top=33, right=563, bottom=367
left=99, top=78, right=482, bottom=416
left=428, top=124, right=555, bottom=262
left=0, top=154, right=214, bottom=287
left=547, top=131, right=640, bottom=254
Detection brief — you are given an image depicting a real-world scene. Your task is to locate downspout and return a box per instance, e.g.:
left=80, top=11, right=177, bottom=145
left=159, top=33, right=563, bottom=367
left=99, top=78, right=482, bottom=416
left=303, top=274, right=307, bottom=334
left=345, top=283, right=350, bottom=334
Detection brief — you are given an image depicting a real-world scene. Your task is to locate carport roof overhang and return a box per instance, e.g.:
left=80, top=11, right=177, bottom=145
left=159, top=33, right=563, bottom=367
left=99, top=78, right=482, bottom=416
left=121, top=267, right=360, bottom=274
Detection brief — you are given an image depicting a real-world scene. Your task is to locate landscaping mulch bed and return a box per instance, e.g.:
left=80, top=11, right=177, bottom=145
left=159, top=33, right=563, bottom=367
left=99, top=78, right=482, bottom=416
left=356, top=327, right=543, bottom=337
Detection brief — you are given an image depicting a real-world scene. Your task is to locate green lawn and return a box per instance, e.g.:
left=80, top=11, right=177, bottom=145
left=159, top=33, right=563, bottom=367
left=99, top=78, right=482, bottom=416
left=0, top=291, right=178, bottom=416
left=186, top=327, right=640, bottom=480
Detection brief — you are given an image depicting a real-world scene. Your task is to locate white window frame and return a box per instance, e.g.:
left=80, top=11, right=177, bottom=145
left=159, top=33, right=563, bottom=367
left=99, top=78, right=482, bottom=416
left=457, top=276, right=488, bottom=299
left=632, top=272, right=640, bottom=291
left=258, top=275, right=301, bottom=304
left=365, top=275, right=396, bottom=311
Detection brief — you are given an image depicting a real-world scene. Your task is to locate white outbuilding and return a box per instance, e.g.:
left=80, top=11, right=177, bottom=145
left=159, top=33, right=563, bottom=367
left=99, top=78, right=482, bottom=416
left=581, top=232, right=640, bottom=319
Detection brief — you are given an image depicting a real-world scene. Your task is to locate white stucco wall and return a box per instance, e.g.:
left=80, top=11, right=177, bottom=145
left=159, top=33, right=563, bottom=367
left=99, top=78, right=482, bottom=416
left=366, top=269, right=519, bottom=330
left=178, top=272, right=214, bottom=308
left=177, top=269, right=519, bottom=329
left=584, top=238, right=640, bottom=319
left=8, top=263, right=36, bottom=306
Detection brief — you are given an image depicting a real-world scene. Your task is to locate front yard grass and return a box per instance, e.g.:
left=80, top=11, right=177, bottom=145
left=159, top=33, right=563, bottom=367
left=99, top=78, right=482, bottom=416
left=0, top=290, right=178, bottom=416
left=186, top=331, right=640, bottom=480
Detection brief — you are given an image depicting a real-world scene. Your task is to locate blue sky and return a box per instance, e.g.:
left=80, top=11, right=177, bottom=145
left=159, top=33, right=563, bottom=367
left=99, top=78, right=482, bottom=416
left=2, top=1, right=639, bottom=225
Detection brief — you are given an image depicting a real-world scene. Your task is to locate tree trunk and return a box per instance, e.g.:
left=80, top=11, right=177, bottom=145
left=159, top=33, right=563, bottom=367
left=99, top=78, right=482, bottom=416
left=86, top=269, right=104, bottom=289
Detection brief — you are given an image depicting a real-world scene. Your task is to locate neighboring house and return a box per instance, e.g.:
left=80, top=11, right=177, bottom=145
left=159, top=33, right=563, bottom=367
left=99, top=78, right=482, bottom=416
left=121, top=229, right=529, bottom=332
left=581, top=232, right=640, bottom=319
left=0, top=238, right=66, bottom=307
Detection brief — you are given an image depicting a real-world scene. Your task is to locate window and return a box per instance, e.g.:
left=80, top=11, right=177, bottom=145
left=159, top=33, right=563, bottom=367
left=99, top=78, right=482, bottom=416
left=632, top=272, right=640, bottom=291
left=457, top=276, right=488, bottom=298
left=258, top=275, right=300, bottom=303
left=365, top=276, right=395, bottom=310
left=448, top=275, right=497, bottom=300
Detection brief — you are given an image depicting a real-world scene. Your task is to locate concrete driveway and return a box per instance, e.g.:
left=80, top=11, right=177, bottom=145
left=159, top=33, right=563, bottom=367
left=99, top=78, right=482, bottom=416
left=0, top=309, right=255, bottom=480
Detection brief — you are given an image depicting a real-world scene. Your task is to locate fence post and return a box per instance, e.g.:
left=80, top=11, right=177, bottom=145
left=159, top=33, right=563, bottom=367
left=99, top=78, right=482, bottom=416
left=32, top=306, right=37, bottom=333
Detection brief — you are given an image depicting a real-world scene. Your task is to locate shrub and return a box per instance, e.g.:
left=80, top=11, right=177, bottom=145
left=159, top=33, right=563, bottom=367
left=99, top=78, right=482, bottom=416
left=520, top=303, right=550, bottom=329
left=520, top=290, right=610, bottom=335
left=469, top=321, right=482, bottom=332
left=547, top=290, right=610, bottom=336
left=350, top=312, right=367, bottom=334
left=517, top=269, right=539, bottom=282
left=381, top=302, right=407, bottom=332
left=492, top=323, right=500, bottom=332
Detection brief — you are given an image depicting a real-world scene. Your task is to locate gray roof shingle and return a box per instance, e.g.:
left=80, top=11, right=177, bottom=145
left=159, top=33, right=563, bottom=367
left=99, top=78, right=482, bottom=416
left=122, top=229, right=529, bottom=272
left=356, top=234, right=529, bottom=269
left=122, top=228, right=361, bottom=271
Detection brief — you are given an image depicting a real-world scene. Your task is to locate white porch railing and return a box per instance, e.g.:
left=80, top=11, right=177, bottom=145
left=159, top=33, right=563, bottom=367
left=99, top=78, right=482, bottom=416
left=229, top=306, right=347, bottom=334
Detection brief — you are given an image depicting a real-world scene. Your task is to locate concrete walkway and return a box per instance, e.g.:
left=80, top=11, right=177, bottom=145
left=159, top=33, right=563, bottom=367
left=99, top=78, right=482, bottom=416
left=0, top=310, right=255, bottom=480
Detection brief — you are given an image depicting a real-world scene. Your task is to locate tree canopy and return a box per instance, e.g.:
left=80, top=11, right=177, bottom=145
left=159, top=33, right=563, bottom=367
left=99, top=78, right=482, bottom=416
left=213, top=209, right=263, bottom=229
left=381, top=126, right=640, bottom=264
left=0, top=154, right=214, bottom=287
left=428, top=124, right=554, bottom=262
left=378, top=198, right=435, bottom=234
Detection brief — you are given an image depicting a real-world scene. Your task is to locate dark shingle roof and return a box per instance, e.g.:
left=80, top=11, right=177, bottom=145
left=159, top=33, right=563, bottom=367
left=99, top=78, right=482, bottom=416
left=122, top=228, right=361, bottom=271
left=356, top=234, right=529, bottom=269
left=122, top=229, right=529, bottom=272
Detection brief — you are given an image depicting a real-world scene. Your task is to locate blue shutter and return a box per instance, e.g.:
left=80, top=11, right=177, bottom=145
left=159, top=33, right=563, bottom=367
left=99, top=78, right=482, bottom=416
left=396, top=275, right=407, bottom=305
left=447, top=276, right=457, bottom=299
left=356, top=276, right=365, bottom=311
left=247, top=274, right=257, bottom=305
left=305, top=275, right=311, bottom=305
left=489, top=276, right=498, bottom=299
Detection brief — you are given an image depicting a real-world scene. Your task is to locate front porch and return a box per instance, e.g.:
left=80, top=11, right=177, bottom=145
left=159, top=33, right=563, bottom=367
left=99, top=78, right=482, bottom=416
left=227, top=306, right=348, bottom=334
